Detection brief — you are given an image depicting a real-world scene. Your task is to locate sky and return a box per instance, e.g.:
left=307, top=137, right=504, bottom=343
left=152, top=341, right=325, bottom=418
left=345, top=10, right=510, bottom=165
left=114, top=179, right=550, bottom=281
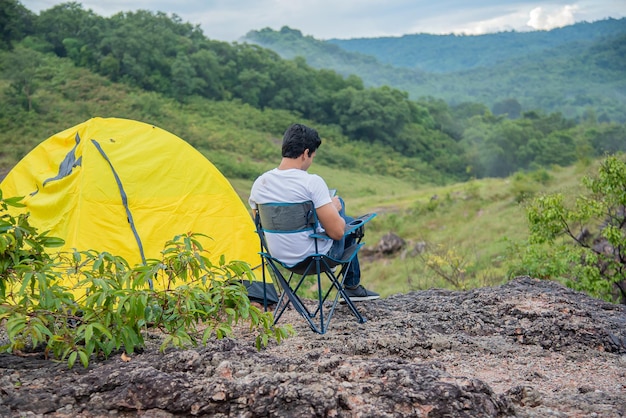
left=19, top=0, right=626, bottom=42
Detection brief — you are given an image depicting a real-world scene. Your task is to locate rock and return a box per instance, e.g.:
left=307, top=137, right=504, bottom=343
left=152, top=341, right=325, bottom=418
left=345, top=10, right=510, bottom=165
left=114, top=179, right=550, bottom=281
left=376, top=232, right=406, bottom=255
left=1, top=276, right=625, bottom=417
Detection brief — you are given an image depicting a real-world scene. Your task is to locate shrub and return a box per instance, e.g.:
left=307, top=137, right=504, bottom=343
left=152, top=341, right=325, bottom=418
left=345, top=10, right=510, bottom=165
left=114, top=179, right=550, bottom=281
left=0, top=193, right=293, bottom=368
left=420, top=244, right=471, bottom=290
left=508, top=154, right=626, bottom=303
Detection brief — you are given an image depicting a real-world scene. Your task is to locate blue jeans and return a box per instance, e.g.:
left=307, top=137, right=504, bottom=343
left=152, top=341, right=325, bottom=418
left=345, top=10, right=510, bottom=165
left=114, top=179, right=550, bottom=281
left=326, top=198, right=361, bottom=288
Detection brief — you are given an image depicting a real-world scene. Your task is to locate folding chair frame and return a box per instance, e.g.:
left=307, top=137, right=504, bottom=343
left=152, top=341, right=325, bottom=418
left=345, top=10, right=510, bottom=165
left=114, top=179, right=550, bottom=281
left=254, top=201, right=374, bottom=334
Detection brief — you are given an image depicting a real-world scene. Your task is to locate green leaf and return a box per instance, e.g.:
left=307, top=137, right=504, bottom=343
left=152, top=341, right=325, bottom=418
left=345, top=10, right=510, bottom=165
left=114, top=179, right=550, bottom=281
left=6, top=316, right=27, bottom=337
left=40, top=236, right=65, bottom=248
left=79, top=350, right=90, bottom=368
left=68, top=351, right=77, bottom=369
left=3, top=196, right=26, bottom=207
left=84, top=324, right=93, bottom=345
left=248, top=308, right=258, bottom=324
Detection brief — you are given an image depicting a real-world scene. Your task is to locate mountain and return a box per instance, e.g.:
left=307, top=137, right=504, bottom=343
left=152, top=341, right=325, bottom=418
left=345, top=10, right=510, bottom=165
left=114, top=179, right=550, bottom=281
left=326, top=18, right=626, bottom=73
left=244, top=19, right=626, bottom=122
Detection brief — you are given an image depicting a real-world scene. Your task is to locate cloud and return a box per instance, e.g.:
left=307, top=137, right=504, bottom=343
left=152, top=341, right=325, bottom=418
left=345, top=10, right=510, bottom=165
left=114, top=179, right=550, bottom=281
left=18, top=0, right=626, bottom=41
left=527, top=5, right=578, bottom=30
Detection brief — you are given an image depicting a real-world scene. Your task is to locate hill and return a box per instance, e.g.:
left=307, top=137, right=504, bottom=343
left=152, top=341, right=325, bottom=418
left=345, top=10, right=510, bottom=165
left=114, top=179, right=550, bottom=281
left=244, top=19, right=626, bottom=122
left=326, top=18, right=626, bottom=73
left=2, top=1, right=626, bottom=301
left=1, top=7, right=626, bottom=415
left=1, top=277, right=625, bottom=416
left=5, top=2, right=626, bottom=187
left=2, top=33, right=626, bottom=301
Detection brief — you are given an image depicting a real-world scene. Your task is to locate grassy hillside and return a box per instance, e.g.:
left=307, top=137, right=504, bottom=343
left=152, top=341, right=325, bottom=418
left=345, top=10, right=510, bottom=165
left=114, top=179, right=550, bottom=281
left=356, top=163, right=596, bottom=296
left=0, top=45, right=606, bottom=299
left=0, top=47, right=440, bottom=184
left=236, top=149, right=598, bottom=298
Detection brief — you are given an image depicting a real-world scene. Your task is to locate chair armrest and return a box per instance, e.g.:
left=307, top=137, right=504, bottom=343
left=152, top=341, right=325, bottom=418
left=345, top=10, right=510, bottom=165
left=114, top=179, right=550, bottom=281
left=344, top=213, right=376, bottom=236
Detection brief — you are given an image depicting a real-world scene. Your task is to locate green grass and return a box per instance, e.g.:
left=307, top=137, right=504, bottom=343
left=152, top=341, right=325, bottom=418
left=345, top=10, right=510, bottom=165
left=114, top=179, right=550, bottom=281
left=232, top=159, right=602, bottom=298
left=0, top=48, right=606, bottom=300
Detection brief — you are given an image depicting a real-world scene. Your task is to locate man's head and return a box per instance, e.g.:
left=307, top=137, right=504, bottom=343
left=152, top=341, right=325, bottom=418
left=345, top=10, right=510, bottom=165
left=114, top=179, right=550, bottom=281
left=281, top=123, right=322, bottom=159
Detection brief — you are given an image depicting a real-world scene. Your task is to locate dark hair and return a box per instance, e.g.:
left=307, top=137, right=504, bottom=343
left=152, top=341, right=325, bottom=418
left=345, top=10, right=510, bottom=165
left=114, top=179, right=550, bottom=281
left=281, top=123, right=322, bottom=158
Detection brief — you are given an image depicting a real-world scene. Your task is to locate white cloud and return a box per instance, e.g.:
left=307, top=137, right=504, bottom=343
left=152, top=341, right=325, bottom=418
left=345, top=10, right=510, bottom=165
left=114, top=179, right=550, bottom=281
left=527, top=5, right=578, bottom=30
left=443, top=12, right=530, bottom=35
left=18, top=0, right=626, bottom=41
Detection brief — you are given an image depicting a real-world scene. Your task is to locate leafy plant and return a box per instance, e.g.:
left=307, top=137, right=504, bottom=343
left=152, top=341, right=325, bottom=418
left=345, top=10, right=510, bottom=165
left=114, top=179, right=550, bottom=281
left=418, top=244, right=471, bottom=290
left=0, top=194, right=293, bottom=368
left=0, top=191, right=65, bottom=299
left=508, top=154, right=626, bottom=302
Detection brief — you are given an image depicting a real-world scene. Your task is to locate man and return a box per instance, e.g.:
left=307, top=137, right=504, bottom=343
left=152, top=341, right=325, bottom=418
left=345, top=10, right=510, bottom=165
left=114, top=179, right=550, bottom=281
left=249, top=123, right=379, bottom=302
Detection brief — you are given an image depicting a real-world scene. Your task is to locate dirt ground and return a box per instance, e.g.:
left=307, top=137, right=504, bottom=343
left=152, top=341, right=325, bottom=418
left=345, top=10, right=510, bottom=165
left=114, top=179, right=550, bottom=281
left=1, top=276, right=625, bottom=417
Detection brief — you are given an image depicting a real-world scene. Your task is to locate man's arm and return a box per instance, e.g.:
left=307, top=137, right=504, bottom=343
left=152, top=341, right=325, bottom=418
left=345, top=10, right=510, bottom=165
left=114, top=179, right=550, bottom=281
left=316, top=198, right=346, bottom=240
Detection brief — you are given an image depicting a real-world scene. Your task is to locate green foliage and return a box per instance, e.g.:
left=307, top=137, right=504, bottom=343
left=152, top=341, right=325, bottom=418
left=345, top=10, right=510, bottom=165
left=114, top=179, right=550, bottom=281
left=0, top=195, right=293, bottom=368
left=4, top=5, right=626, bottom=185
left=3, top=5, right=626, bottom=307
left=0, top=0, right=35, bottom=51
left=0, top=192, right=64, bottom=299
left=1, top=45, right=44, bottom=111
left=508, top=155, right=626, bottom=302
left=332, top=85, right=413, bottom=144
left=207, top=151, right=268, bottom=181
left=249, top=21, right=626, bottom=123
left=509, top=169, right=554, bottom=204
left=419, top=244, right=471, bottom=290
left=325, top=20, right=626, bottom=72
left=0, top=47, right=437, bottom=184
left=492, top=98, right=522, bottom=119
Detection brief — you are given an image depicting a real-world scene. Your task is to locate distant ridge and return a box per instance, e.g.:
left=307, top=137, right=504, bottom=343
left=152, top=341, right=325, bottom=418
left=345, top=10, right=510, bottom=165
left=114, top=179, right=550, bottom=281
left=244, top=18, right=626, bottom=122
left=326, top=18, right=626, bottom=73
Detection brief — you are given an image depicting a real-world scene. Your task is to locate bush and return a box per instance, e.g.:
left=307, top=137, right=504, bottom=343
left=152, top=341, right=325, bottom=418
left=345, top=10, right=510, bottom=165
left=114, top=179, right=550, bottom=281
left=507, top=154, right=626, bottom=303
left=0, top=193, right=292, bottom=368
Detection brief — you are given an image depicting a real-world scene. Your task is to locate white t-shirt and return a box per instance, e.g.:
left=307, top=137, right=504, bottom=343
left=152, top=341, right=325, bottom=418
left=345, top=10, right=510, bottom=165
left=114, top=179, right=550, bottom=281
left=249, top=168, right=333, bottom=265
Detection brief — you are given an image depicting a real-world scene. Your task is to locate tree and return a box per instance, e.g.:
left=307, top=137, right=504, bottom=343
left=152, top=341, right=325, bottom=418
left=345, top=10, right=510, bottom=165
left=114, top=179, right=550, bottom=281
left=0, top=0, right=34, bottom=50
left=97, top=10, right=202, bottom=93
left=533, top=131, right=577, bottom=167
left=35, top=2, right=103, bottom=59
left=479, top=120, right=533, bottom=177
left=332, top=86, right=413, bottom=146
left=589, top=123, right=626, bottom=155
left=1, top=46, right=43, bottom=111
left=510, top=154, right=626, bottom=303
left=492, top=98, right=522, bottom=119
left=189, top=48, right=225, bottom=99
left=171, top=53, right=196, bottom=103
left=422, top=97, right=463, bottom=140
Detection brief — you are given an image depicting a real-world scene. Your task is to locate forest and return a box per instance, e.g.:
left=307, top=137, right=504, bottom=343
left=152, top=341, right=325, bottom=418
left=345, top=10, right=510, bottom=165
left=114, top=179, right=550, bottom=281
left=245, top=19, right=626, bottom=123
left=1, top=0, right=626, bottom=185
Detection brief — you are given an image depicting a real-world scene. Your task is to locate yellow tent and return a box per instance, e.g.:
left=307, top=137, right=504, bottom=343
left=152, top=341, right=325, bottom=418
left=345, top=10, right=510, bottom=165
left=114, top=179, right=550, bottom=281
left=0, top=117, right=277, bottom=302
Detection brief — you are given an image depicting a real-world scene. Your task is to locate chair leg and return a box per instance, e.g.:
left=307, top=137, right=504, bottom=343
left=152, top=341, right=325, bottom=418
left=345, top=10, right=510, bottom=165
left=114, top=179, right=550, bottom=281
left=270, top=265, right=326, bottom=333
left=331, top=262, right=367, bottom=324
left=264, top=256, right=367, bottom=334
left=312, top=258, right=367, bottom=330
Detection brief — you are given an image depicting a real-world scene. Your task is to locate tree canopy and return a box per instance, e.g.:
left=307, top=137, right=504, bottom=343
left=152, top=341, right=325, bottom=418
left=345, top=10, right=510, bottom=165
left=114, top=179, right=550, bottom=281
left=1, top=1, right=626, bottom=184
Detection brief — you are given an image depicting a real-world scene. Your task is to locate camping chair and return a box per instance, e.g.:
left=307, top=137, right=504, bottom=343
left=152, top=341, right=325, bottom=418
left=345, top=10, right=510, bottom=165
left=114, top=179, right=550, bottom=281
left=254, top=201, right=376, bottom=334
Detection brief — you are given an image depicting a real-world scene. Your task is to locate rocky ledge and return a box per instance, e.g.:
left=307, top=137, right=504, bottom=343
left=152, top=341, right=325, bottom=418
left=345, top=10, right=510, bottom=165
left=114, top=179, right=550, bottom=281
left=1, top=276, right=625, bottom=417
